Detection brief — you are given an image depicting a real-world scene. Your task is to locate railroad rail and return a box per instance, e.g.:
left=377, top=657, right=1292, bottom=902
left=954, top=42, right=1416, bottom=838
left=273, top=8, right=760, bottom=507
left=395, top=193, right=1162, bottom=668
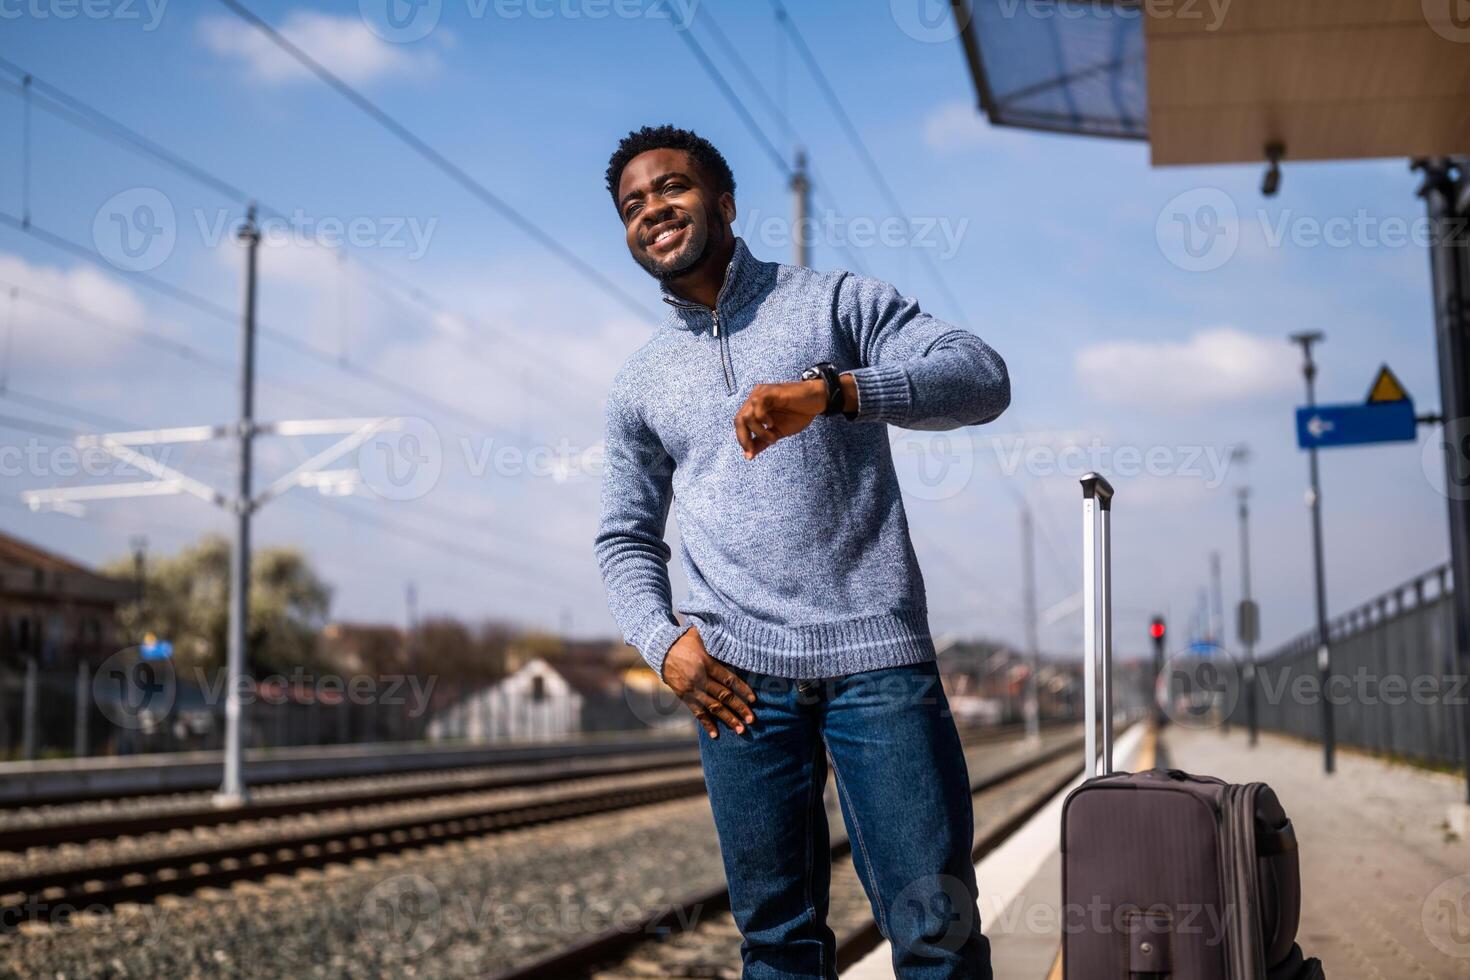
left=0, top=721, right=1054, bottom=853
left=0, top=723, right=1067, bottom=931
left=490, top=731, right=1092, bottom=979
left=0, top=731, right=697, bottom=808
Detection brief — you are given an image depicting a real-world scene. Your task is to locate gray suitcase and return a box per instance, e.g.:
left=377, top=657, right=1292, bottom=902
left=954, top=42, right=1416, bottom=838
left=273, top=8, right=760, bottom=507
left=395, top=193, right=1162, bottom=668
left=1060, top=474, right=1323, bottom=980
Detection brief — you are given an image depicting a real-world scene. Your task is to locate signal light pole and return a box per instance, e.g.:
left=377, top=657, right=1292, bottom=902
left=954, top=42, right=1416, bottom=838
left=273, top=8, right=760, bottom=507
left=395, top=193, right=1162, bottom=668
left=1149, top=616, right=1166, bottom=727
left=1237, top=486, right=1260, bottom=747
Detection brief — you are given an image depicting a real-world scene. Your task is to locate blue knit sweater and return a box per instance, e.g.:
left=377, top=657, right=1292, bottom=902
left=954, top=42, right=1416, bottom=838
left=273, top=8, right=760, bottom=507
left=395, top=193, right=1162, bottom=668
left=595, top=237, right=1010, bottom=680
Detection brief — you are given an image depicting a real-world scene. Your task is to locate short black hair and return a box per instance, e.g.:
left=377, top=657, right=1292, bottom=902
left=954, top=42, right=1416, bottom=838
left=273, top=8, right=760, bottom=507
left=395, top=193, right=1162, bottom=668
left=605, top=125, right=736, bottom=210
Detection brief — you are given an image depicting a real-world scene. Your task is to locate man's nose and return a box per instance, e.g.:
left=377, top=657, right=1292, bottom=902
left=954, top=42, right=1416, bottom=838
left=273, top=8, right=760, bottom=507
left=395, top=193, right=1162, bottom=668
left=642, top=203, right=675, bottom=231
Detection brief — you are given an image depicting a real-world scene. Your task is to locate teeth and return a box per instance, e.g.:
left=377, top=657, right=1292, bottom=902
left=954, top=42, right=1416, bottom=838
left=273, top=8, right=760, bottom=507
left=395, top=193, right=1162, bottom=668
left=655, top=226, right=679, bottom=244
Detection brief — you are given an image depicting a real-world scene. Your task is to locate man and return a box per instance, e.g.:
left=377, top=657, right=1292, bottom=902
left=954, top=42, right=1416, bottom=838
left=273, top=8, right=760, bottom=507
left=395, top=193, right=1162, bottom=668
left=595, top=124, right=1009, bottom=979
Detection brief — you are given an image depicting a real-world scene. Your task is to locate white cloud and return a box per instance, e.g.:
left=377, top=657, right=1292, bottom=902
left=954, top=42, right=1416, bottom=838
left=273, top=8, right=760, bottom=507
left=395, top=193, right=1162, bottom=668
left=0, top=253, right=147, bottom=370
left=1074, top=326, right=1298, bottom=410
left=199, top=12, right=441, bottom=86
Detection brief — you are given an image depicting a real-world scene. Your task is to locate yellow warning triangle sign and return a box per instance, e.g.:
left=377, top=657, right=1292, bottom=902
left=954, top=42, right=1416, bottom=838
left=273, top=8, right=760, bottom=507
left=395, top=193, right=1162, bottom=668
left=1366, top=365, right=1410, bottom=404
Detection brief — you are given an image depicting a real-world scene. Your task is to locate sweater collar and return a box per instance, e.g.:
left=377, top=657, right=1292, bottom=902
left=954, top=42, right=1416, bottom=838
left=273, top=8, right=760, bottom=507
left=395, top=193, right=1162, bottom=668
left=659, top=236, right=773, bottom=328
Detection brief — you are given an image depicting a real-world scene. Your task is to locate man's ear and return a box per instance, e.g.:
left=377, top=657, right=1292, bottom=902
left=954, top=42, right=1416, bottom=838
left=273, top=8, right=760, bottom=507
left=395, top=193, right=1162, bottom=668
left=718, top=192, right=736, bottom=226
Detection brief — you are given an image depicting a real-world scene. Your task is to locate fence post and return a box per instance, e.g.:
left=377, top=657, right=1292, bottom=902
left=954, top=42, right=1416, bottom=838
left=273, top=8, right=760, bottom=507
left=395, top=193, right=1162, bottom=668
left=1445, top=567, right=1468, bottom=774
left=1412, top=578, right=1435, bottom=764
left=73, top=660, right=89, bottom=758
left=1375, top=598, right=1393, bottom=757
left=21, top=656, right=38, bottom=761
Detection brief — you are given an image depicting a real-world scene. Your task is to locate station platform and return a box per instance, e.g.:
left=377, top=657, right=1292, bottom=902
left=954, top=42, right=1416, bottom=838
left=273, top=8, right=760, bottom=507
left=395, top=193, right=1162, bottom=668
left=850, top=724, right=1470, bottom=977
left=1159, top=725, right=1470, bottom=977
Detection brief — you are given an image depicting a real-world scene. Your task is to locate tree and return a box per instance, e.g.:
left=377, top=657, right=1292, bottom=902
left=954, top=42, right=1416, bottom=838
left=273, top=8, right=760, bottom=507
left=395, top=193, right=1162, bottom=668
left=102, top=534, right=334, bottom=676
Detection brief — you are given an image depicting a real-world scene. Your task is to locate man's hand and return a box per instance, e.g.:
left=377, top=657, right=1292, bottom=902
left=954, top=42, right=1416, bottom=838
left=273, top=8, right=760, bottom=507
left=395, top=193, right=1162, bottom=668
left=661, top=628, right=758, bottom=738
left=733, top=376, right=856, bottom=459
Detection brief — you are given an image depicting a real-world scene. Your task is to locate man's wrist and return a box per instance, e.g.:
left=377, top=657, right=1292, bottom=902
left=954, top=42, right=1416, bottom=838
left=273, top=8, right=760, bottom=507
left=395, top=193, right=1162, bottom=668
left=797, top=377, right=829, bottom=415
left=837, top=373, right=858, bottom=415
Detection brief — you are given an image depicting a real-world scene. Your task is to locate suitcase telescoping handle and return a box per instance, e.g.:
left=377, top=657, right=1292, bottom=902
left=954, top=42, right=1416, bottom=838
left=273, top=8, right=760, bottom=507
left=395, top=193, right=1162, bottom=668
left=1081, top=473, right=1115, bottom=777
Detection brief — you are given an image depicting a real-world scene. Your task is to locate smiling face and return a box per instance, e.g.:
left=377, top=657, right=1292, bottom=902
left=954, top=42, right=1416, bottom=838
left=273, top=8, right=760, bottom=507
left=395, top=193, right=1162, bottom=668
left=616, top=148, right=735, bottom=284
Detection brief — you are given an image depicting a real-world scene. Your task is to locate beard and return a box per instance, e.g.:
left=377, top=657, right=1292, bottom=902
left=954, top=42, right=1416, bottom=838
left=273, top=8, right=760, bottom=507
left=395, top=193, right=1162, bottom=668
left=634, top=213, right=713, bottom=283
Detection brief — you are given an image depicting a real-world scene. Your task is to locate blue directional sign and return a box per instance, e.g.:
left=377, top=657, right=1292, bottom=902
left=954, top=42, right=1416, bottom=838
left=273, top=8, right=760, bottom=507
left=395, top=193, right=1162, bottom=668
left=1295, top=400, right=1416, bottom=449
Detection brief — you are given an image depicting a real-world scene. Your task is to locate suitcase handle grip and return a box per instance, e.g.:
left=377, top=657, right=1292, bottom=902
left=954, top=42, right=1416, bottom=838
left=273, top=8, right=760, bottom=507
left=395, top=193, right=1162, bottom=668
left=1256, top=817, right=1298, bottom=856
left=1081, top=473, right=1115, bottom=509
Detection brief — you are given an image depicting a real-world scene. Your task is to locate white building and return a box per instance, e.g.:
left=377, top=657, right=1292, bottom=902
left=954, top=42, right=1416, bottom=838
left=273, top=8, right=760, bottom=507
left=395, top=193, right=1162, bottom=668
left=428, top=657, right=583, bottom=742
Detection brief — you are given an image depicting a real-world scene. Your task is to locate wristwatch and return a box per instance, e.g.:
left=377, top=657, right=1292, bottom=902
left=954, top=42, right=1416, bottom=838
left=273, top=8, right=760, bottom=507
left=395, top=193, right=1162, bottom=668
left=800, top=362, right=847, bottom=417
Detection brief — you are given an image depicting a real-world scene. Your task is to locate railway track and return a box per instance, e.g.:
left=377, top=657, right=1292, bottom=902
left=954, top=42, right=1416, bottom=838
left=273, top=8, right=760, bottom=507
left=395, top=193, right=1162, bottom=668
left=0, top=721, right=1051, bottom=854
left=0, top=723, right=1063, bottom=931
left=0, top=732, right=699, bottom=809
left=489, top=731, right=1090, bottom=980
left=0, top=749, right=703, bottom=852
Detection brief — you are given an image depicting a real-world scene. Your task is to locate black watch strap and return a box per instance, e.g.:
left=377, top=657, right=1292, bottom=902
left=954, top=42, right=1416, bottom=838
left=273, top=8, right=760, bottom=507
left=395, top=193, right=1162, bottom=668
left=801, top=362, right=845, bottom=416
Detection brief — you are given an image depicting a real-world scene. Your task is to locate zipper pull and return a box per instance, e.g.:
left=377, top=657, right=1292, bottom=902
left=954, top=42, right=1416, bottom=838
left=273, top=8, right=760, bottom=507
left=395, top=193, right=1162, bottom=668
left=712, top=311, right=720, bottom=337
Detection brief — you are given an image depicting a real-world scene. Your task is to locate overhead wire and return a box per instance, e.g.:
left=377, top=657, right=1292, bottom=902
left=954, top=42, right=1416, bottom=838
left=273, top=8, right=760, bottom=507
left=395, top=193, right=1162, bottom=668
left=209, top=0, right=656, bottom=323
left=0, top=61, right=607, bottom=412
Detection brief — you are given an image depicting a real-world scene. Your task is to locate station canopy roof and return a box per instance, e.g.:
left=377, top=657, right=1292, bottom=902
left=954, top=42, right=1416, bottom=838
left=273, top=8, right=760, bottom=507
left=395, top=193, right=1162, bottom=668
left=953, top=0, right=1470, bottom=165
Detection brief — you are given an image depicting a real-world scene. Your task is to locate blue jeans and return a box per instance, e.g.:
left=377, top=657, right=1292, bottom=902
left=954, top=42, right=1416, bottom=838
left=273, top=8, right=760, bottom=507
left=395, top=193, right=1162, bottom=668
left=697, top=658, right=993, bottom=979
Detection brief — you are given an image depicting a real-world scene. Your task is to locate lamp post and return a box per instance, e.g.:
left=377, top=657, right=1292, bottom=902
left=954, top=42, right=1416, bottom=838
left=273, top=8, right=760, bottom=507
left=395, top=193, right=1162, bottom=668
left=1289, top=331, right=1334, bottom=775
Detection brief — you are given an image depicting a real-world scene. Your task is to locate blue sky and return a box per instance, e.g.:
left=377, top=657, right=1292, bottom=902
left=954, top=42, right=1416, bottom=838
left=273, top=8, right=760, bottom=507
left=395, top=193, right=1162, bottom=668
left=0, top=0, right=1450, bottom=663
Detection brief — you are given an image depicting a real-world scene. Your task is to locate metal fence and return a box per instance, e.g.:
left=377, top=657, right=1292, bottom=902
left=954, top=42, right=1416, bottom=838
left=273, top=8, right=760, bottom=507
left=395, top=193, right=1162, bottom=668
left=0, top=661, right=451, bottom=760
left=1226, top=564, right=1467, bottom=768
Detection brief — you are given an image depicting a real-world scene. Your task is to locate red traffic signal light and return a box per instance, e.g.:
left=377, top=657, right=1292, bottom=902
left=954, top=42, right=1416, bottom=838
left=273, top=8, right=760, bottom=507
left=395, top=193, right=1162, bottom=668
left=1149, top=618, right=1166, bottom=641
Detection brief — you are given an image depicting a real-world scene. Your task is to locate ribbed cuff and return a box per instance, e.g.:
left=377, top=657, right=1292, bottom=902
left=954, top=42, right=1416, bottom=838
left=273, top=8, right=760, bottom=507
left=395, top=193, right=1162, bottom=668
left=642, top=620, right=693, bottom=683
left=848, top=363, right=912, bottom=424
